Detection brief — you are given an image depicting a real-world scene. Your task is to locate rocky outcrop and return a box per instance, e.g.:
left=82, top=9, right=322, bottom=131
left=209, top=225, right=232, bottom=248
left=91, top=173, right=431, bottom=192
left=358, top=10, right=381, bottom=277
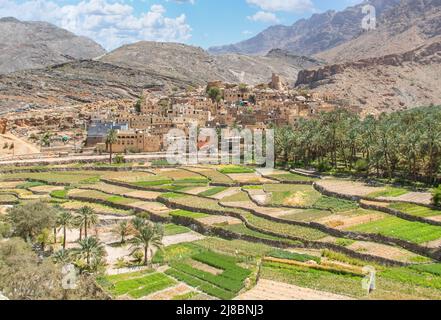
left=297, top=41, right=441, bottom=87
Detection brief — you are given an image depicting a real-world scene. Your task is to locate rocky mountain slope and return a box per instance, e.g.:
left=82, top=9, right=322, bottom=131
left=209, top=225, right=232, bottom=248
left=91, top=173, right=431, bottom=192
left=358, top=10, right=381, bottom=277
left=296, top=38, right=441, bottom=114
left=0, top=43, right=321, bottom=113
left=315, top=0, right=441, bottom=63
left=0, top=17, right=106, bottom=74
left=208, top=0, right=400, bottom=56
left=99, top=41, right=321, bottom=86
left=0, top=60, right=166, bottom=114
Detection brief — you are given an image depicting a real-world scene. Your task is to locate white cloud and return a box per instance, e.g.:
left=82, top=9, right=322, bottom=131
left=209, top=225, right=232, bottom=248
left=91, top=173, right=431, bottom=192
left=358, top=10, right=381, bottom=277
left=0, top=0, right=192, bottom=51
left=246, top=0, right=313, bottom=12
left=247, top=11, right=279, bottom=23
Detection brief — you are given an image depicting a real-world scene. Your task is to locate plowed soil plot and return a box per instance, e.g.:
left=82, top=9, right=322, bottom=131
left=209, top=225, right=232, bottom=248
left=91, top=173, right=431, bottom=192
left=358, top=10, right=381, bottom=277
left=316, top=180, right=383, bottom=197
left=227, top=173, right=274, bottom=184
left=346, top=241, right=424, bottom=262
left=146, top=284, right=194, bottom=300
left=28, top=185, right=64, bottom=194
left=236, top=279, right=353, bottom=300
left=130, top=201, right=172, bottom=215
left=162, top=232, right=206, bottom=246
left=107, top=171, right=156, bottom=182
left=380, top=192, right=432, bottom=205
left=198, top=215, right=242, bottom=226
left=0, top=181, right=24, bottom=188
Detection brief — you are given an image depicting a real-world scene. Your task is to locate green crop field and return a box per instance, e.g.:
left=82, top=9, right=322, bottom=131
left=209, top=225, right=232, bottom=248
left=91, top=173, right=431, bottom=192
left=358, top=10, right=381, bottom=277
left=267, top=173, right=317, bottom=182
left=165, top=250, right=251, bottom=299
left=101, top=271, right=176, bottom=299
left=367, top=187, right=409, bottom=198
left=218, top=165, right=255, bottom=174
left=389, top=203, right=441, bottom=218
left=0, top=171, right=102, bottom=185
left=198, top=186, right=228, bottom=197
left=164, top=223, right=191, bottom=236
left=348, top=216, right=441, bottom=244
left=170, top=209, right=211, bottom=219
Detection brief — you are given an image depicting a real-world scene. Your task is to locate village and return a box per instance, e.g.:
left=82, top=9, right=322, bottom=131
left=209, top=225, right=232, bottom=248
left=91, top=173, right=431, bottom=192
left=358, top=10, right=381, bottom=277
left=0, top=74, right=349, bottom=159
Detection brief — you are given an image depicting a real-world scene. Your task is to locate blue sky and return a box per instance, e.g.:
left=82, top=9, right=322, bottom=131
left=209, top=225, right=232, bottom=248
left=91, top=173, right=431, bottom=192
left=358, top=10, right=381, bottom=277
left=0, top=0, right=363, bottom=50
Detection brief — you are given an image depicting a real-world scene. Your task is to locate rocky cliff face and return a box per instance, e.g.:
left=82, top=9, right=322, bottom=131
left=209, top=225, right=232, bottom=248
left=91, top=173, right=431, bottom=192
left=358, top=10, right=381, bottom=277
left=297, top=40, right=441, bottom=86
left=208, top=0, right=400, bottom=56
left=0, top=17, right=106, bottom=74
left=315, top=0, right=441, bottom=63
left=296, top=39, right=441, bottom=114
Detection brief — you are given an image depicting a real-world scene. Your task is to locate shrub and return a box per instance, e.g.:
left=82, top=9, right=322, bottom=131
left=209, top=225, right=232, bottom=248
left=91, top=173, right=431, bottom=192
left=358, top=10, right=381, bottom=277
left=114, top=154, right=126, bottom=164
left=354, top=159, right=369, bottom=173
left=317, top=161, right=332, bottom=172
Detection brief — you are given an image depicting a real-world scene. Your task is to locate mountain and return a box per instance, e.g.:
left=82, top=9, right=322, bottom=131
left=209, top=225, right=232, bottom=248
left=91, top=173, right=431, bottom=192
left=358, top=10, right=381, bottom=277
left=0, top=17, right=106, bottom=74
left=99, top=41, right=322, bottom=86
left=315, top=0, right=441, bottom=63
left=293, top=0, right=441, bottom=114
left=208, top=0, right=400, bottom=56
left=296, top=37, right=441, bottom=114
left=0, top=43, right=322, bottom=113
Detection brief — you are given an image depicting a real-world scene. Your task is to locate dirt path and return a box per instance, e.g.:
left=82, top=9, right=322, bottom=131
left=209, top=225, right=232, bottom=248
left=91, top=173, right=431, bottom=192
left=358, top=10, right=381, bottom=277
left=235, top=279, right=354, bottom=300
left=0, top=133, right=40, bottom=158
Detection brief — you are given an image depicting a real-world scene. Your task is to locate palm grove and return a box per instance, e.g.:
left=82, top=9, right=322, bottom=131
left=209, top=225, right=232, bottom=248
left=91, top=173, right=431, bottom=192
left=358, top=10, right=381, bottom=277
left=0, top=201, right=164, bottom=300
left=274, top=106, right=441, bottom=202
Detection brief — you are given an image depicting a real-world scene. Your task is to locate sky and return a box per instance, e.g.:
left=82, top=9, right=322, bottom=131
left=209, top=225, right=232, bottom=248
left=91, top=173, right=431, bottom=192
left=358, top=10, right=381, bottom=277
left=0, top=0, right=364, bottom=51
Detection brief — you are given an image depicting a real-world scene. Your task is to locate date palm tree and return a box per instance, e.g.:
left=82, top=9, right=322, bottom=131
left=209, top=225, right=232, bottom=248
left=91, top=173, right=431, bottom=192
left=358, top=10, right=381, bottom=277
left=73, top=237, right=106, bottom=271
left=106, top=129, right=118, bottom=164
left=130, top=223, right=164, bottom=266
left=57, top=210, right=74, bottom=250
left=78, top=206, right=99, bottom=239
left=113, top=221, right=131, bottom=244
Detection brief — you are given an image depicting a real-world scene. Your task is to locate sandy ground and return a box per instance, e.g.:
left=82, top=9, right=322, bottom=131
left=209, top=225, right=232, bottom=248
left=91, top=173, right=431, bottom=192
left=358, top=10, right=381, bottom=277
left=235, top=279, right=354, bottom=300
left=0, top=133, right=40, bottom=158
left=0, top=205, right=13, bottom=215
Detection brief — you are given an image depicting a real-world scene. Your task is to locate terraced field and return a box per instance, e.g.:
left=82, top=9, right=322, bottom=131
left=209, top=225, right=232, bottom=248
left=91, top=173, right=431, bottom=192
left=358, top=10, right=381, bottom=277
left=2, top=164, right=441, bottom=300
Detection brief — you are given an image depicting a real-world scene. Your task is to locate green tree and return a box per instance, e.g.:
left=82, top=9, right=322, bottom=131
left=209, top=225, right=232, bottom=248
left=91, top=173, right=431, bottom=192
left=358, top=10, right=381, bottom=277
left=113, top=221, right=131, bottom=244
left=130, top=223, right=164, bottom=266
left=40, top=132, right=52, bottom=147
left=8, top=201, right=56, bottom=242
